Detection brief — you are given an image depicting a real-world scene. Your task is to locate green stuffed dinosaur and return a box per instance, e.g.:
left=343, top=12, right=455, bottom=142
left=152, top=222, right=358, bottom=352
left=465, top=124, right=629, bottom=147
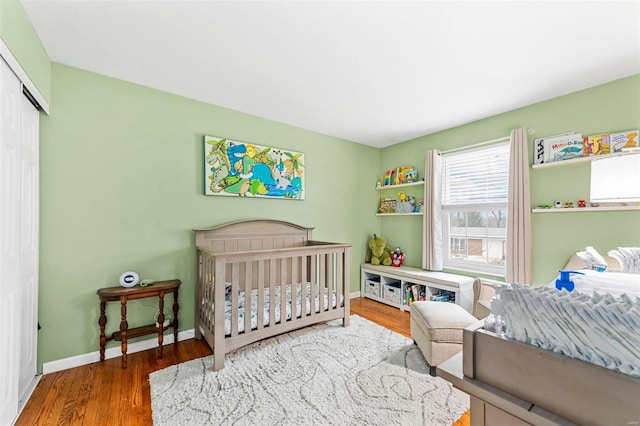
left=365, top=234, right=392, bottom=266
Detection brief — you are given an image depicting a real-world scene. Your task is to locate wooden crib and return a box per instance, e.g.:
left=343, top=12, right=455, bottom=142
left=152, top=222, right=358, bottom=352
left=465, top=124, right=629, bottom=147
left=194, top=219, right=352, bottom=370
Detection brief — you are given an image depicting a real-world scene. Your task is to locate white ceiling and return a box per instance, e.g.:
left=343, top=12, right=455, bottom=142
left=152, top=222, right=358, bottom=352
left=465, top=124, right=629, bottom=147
left=22, top=0, right=640, bottom=148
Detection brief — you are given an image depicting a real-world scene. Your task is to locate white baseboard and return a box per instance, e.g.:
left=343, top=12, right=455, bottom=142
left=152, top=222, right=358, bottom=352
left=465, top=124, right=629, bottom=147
left=42, top=294, right=362, bottom=375
left=42, top=329, right=195, bottom=374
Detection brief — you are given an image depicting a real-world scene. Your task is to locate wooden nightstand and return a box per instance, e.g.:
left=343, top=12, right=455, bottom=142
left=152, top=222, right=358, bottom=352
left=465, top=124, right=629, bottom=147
left=97, top=279, right=181, bottom=368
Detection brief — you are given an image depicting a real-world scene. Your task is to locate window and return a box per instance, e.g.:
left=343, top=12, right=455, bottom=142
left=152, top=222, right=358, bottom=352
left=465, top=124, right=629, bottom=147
left=441, top=142, right=510, bottom=275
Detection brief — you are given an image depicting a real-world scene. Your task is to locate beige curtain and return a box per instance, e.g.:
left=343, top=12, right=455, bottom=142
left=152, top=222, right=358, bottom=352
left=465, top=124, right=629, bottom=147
left=506, top=128, right=532, bottom=284
left=422, top=150, right=443, bottom=271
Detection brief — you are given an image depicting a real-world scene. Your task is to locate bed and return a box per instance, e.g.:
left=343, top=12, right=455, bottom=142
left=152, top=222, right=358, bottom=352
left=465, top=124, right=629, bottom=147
left=194, top=219, right=352, bottom=371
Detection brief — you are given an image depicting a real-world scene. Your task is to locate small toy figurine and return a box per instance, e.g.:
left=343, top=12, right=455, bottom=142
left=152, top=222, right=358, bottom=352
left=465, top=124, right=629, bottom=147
left=578, top=199, right=586, bottom=208
left=391, top=247, right=405, bottom=267
left=397, top=191, right=407, bottom=202
left=563, top=202, right=574, bottom=208
left=554, top=200, right=562, bottom=208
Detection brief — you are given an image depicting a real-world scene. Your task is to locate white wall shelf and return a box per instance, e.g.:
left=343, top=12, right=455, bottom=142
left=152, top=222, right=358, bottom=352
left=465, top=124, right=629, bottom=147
left=376, top=212, right=423, bottom=216
left=532, top=206, right=640, bottom=213
left=531, top=151, right=635, bottom=169
left=376, top=181, right=424, bottom=190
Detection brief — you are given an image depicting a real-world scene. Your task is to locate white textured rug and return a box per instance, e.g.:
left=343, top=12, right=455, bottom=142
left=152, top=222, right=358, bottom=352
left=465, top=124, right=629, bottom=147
left=149, top=315, right=469, bottom=425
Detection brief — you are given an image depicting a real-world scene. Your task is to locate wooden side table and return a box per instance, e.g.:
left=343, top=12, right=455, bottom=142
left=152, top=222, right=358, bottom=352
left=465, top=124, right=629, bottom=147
left=97, top=279, right=181, bottom=368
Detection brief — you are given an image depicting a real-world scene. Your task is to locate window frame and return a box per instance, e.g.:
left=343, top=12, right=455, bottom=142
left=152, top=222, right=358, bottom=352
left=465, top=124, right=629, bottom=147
left=440, top=142, right=510, bottom=277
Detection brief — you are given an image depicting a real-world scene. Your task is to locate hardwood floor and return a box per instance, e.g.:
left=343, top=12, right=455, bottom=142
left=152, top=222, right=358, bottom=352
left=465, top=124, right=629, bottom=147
left=17, top=298, right=469, bottom=425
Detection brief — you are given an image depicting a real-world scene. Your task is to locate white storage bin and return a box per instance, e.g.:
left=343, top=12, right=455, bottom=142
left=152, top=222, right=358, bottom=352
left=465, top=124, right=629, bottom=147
left=364, top=279, right=381, bottom=297
left=383, top=281, right=402, bottom=304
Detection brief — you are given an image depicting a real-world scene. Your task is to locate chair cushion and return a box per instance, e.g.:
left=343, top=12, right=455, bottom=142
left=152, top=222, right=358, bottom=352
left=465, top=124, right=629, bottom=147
left=410, top=301, right=477, bottom=343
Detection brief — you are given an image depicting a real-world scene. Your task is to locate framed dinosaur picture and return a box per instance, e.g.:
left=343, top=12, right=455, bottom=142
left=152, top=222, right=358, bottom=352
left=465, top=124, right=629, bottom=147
left=203, top=135, right=305, bottom=199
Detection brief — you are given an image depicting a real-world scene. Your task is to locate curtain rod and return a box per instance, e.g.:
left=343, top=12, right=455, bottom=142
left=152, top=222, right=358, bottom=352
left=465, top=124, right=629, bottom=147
left=441, top=135, right=510, bottom=154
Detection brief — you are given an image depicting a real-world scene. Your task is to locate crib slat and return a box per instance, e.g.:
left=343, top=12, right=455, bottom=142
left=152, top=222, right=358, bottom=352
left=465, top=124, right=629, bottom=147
left=291, top=257, right=297, bottom=319
left=231, top=263, right=239, bottom=337
left=203, top=255, right=212, bottom=330
left=343, top=248, right=350, bottom=327
left=214, top=257, right=226, bottom=370
left=327, top=253, right=334, bottom=311
left=257, top=260, right=264, bottom=330
left=244, top=261, right=252, bottom=334
left=269, top=258, right=276, bottom=327
left=301, top=255, right=308, bottom=318
left=211, top=255, right=216, bottom=326
left=280, top=257, right=287, bottom=324
left=319, top=254, right=326, bottom=312
left=310, top=255, right=316, bottom=316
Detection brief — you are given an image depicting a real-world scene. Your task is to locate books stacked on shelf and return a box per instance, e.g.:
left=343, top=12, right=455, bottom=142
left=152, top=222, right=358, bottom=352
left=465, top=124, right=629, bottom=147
left=381, top=166, right=418, bottom=186
left=584, top=130, right=640, bottom=155
left=404, top=284, right=426, bottom=306
left=430, top=289, right=456, bottom=303
left=535, top=130, right=639, bottom=165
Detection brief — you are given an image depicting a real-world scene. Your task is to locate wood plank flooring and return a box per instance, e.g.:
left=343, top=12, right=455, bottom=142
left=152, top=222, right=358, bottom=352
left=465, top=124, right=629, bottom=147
left=17, top=298, right=470, bottom=425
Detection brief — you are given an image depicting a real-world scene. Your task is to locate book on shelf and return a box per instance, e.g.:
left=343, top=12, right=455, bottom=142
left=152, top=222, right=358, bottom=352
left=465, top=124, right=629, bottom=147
left=610, top=130, right=639, bottom=153
left=546, top=133, right=584, bottom=162
left=584, top=133, right=611, bottom=156
left=534, top=132, right=583, bottom=164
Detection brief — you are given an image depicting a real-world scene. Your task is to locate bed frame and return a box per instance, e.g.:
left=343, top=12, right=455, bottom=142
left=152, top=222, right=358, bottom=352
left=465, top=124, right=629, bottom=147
left=194, top=219, right=352, bottom=370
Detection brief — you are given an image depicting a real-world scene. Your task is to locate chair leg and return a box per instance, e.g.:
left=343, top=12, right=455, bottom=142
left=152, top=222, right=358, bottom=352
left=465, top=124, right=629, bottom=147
left=429, top=365, right=437, bottom=377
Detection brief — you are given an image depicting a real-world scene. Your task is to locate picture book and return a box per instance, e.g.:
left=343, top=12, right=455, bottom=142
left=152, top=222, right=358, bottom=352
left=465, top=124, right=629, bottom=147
left=584, top=133, right=611, bottom=156
left=610, top=130, right=639, bottom=152
left=533, top=132, right=582, bottom=164
left=544, top=134, right=584, bottom=162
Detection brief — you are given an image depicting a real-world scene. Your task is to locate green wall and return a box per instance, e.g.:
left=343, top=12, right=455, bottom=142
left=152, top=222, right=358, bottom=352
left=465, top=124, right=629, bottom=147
left=0, top=0, right=51, bottom=103
left=380, top=74, right=640, bottom=285
left=7, top=0, right=638, bottom=367
left=39, top=63, right=379, bottom=366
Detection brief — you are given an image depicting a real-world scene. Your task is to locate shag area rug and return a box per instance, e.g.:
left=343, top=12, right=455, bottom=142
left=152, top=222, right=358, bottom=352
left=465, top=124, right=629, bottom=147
left=149, top=315, right=469, bottom=425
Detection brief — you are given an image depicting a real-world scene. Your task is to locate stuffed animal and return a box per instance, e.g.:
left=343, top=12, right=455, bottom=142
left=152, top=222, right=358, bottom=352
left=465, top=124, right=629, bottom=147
left=365, top=234, right=393, bottom=266
left=396, top=196, right=416, bottom=213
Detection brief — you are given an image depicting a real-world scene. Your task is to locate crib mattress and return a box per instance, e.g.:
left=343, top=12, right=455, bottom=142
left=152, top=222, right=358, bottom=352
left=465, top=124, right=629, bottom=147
left=223, top=282, right=338, bottom=336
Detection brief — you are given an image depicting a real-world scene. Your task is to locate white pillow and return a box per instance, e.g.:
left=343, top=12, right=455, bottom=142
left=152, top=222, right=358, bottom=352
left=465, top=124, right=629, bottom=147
left=608, top=247, right=640, bottom=274
left=575, top=247, right=608, bottom=271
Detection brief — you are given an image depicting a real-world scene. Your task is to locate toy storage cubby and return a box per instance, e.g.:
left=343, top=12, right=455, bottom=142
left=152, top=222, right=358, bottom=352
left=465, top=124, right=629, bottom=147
left=361, top=264, right=474, bottom=313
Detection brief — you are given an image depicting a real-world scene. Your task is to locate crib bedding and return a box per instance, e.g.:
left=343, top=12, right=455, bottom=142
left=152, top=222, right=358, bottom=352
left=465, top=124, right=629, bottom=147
left=222, top=282, right=339, bottom=335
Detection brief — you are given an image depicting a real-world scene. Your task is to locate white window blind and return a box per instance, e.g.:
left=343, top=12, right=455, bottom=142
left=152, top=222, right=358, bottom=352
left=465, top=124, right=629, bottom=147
left=442, top=143, right=511, bottom=207
left=441, top=142, right=511, bottom=276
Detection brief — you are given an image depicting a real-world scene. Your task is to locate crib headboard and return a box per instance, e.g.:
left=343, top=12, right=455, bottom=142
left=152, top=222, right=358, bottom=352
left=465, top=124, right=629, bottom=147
left=194, top=219, right=315, bottom=253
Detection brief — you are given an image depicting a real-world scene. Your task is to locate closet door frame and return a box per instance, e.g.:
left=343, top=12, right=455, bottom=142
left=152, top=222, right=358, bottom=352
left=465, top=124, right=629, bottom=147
left=0, top=38, right=47, bottom=424
left=0, top=55, right=24, bottom=426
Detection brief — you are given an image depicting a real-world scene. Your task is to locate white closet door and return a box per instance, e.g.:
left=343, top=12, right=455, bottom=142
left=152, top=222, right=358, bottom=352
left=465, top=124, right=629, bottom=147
left=0, top=58, right=22, bottom=426
left=18, top=92, right=39, bottom=405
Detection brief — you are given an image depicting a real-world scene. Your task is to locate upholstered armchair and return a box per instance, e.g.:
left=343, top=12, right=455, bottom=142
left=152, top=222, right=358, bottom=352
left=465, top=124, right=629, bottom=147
left=471, top=277, right=501, bottom=319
